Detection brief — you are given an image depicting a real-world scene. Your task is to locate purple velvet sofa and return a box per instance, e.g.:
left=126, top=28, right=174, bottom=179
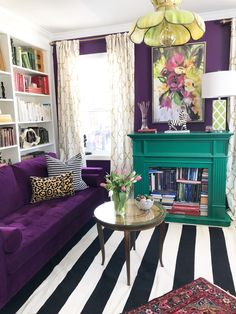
left=0, top=153, right=106, bottom=309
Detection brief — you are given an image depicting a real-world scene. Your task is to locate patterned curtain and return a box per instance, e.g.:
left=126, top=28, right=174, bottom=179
left=226, top=18, right=236, bottom=216
left=56, top=40, right=85, bottom=161
left=106, top=33, right=135, bottom=173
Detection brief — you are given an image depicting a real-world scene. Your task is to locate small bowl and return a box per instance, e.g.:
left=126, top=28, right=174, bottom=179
left=135, top=199, right=154, bottom=211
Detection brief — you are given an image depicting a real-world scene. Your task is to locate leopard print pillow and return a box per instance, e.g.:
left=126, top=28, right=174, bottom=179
left=30, top=172, right=75, bottom=203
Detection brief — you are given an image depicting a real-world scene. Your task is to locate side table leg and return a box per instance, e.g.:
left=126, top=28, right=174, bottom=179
left=124, top=230, right=131, bottom=286
left=97, top=222, right=105, bottom=265
left=131, top=231, right=136, bottom=250
left=159, top=221, right=167, bottom=267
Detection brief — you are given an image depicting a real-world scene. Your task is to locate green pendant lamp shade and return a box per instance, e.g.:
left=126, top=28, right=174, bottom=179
left=129, top=0, right=205, bottom=47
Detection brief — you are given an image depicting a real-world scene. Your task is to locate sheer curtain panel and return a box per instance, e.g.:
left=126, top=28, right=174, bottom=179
left=56, top=40, right=85, bottom=160
left=106, top=33, right=135, bottom=173
left=226, top=18, right=236, bottom=216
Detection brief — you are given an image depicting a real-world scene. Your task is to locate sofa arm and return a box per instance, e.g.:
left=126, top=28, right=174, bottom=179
left=0, top=233, right=8, bottom=306
left=82, top=167, right=106, bottom=187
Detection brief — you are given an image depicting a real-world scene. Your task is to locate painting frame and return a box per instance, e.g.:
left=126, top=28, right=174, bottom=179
left=152, top=42, right=206, bottom=123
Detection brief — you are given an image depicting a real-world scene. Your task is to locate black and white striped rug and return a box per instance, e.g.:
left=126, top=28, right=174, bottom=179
left=2, top=219, right=236, bottom=314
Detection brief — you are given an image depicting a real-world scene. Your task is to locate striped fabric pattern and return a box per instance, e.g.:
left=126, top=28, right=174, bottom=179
left=46, top=153, right=88, bottom=191
left=3, top=221, right=236, bottom=314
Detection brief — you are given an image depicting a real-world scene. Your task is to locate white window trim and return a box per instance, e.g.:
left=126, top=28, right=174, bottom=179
left=86, top=154, right=110, bottom=161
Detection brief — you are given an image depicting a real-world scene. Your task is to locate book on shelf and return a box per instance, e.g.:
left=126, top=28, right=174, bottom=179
left=167, top=209, right=200, bottom=216
left=34, top=49, right=44, bottom=72
left=0, top=47, right=5, bottom=71
left=0, top=127, right=15, bottom=147
left=0, top=114, right=13, bottom=123
left=176, top=179, right=201, bottom=184
left=15, top=46, right=22, bottom=67
left=137, top=128, right=157, bottom=133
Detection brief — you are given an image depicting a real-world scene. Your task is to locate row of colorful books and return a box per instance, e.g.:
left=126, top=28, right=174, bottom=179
left=149, top=168, right=176, bottom=192
left=11, top=39, right=44, bottom=72
left=0, top=127, right=16, bottom=147
left=14, top=72, right=49, bottom=95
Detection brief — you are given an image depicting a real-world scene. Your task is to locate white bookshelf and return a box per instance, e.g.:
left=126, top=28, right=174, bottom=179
left=0, top=32, right=55, bottom=164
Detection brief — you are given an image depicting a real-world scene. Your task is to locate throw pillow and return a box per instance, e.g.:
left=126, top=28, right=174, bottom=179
left=30, top=172, right=75, bottom=203
left=46, top=153, right=88, bottom=191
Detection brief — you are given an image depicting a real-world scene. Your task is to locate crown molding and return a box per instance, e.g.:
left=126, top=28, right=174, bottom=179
left=200, top=8, right=236, bottom=21
left=50, top=23, right=131, bottom=41
left=50, top=8, right=236, bottom=41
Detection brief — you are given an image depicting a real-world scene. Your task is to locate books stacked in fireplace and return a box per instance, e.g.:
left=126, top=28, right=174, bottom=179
left=168, top=201, right=200, bottom=216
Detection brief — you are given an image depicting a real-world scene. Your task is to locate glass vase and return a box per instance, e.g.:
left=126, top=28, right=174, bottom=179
left=112, top=190, right=129, bottom=216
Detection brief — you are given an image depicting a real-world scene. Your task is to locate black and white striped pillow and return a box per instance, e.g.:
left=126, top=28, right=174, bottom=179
left=46, top=154, right=88, bottom=191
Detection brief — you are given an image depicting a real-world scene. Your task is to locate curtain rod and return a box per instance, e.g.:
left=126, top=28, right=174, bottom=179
left=220, top=18, right=232, bottom=24
left=50, top=35, right=106, bottom=46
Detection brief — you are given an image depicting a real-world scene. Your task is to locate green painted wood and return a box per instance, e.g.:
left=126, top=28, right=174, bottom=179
left=128, top=132, right=233, bottom=227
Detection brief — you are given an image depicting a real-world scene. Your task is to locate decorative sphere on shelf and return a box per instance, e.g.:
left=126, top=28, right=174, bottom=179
left=135, top=195, right=154, bottom=211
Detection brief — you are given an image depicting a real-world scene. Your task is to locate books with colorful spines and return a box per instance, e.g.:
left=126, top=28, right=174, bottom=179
left=137, top=128, right=157, bottom=133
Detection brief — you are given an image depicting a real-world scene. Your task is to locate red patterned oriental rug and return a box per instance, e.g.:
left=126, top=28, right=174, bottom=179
left=124, top=277, right=236, bottom=314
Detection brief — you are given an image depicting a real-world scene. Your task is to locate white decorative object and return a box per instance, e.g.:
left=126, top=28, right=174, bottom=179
left=20, top=128, right=40, bottom=149
left=135, top=198, right=154, bottom=211
left=167, top=107, right=189, bottom=132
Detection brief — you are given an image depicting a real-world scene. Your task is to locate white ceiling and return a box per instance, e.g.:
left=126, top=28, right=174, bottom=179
left=0, top=0, right=235, bottom=35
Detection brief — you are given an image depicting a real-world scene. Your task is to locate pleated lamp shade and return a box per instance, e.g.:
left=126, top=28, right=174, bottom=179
left=129, top=0, right=205, bottom=47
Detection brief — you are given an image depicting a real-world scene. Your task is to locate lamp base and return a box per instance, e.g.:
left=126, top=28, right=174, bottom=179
left=212, top=99, right=226, bottom=131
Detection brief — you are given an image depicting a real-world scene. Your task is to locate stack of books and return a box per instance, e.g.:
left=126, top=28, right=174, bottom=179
left=168, top=201, right=200, bottom=216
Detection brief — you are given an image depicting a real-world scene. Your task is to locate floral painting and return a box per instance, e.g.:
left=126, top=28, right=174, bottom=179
left=152, top=42, right=206, bottom=123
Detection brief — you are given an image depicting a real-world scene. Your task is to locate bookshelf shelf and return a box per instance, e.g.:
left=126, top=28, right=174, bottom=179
left=15, top=92, right=50, bottom=97
left=0, top=99, right=14, bottom=102
left=13, top=65, right=47, bottom=76
left=0, top=122, right=15, bottom=126
left=18, top=120, right=52, bottom=125
left=0, top=144, right=17, bottom=150
left=0, top=70, right=11, bottom=76
left=129, top=132, right=233, bottom=227
left=20, top=142, right=54, bottom=153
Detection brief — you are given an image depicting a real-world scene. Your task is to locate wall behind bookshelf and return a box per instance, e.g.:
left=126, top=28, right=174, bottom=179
left=0, top=32, right=55, bottom=164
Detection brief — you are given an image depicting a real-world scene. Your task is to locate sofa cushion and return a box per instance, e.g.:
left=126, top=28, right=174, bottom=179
left=31, top=172, right=75, bottom=203
left=46, top=154, right=88, bottom=191
left=0, top=227, right=22, bottom=253
left=11, top=153, right=56, bottom=204
left=4, top=187, right=99, bottom=274
left=0, top=166, right=24, bottom=218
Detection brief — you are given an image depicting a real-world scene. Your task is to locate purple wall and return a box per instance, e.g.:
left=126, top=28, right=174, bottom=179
left=53, top=20, right=231, bottom=167
left=134, top=20, right=231, bottom=132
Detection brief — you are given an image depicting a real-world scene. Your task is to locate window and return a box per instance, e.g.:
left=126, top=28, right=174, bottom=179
left=79, top=53, right=111, bottom=158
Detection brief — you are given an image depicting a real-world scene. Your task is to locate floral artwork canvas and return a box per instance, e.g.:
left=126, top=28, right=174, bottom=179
left=152, top=42, right=206, bottom=123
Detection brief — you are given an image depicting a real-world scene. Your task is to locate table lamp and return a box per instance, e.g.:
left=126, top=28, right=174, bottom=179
left=201, top=71, right=236, bottom=131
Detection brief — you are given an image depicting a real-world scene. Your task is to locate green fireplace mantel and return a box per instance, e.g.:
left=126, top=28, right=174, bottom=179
left=128, top=132, right=233, bottom=227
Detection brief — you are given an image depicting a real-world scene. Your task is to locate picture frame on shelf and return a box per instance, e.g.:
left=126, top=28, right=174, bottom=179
left=152, top=42, right=206, bottom=123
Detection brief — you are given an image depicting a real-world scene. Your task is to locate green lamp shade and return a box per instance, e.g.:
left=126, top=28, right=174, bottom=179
left=129, top=2, right=205, bottom=47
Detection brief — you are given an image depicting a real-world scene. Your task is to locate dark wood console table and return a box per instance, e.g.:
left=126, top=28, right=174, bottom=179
left=128, top=132, right=233, bottom=227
